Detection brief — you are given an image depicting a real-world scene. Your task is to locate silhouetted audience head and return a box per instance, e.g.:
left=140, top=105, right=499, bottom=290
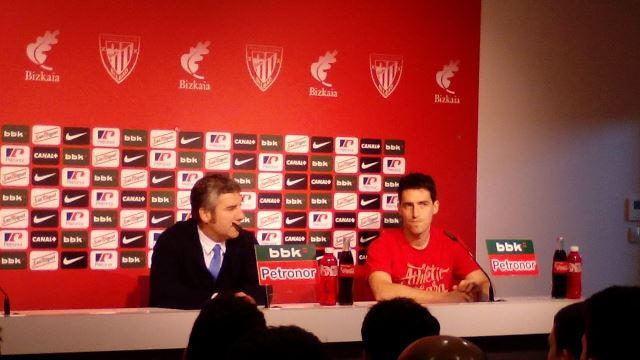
left=230, top=325, right=328, bottom=360
left=548, top=301, right=585, bottom=360
left=398, top=335, right=487, bottom=360
left=184, top=295, right=266, bottom=360
left=583, top=285, right=640, bottom=360
left=361, top=297, right=441, bottom=360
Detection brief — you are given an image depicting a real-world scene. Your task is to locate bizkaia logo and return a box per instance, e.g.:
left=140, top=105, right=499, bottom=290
left=359, top=174, right=382, bottom=192
left=360, top=194, right=381, bottom=210
left=1, top=230, right=28, bottom=250
left=30, top=188, right=60, bottom=208
left=435, top=60, right=461, bottom=104
left=121, top=191, right=147, bottom=208
left=257, top=193, right=281, bottom=210
left=333, top=230, right=356, bottom=249
left=120, top=231, right=145, bottom=248
left=62, top=189, right=89, bottom=207
left=150, top=130, right=177, bottom=149
left=120, top=210, right=147, bottom=229
left=284, top=174, right=307, bottom=190
left=284, top=212, right=307, bottom=228
left=233, top=173, right=256, bottom=189
left=60, top=251, right=87, bottom=269
left=309, top=50, right=338, bottom=98
left=233, top=134, right=258, bottom=151
left=32, top=125, right=61, bottom=145
left=383, top=213, right=402, bottom=228
left=179, top=152, right=203, bottom=168
left=284, top=155, right=308, bottom=172
left=32, top=167, right=59, bottom=186
left=92, top=127, right=120, bottom=147
left=258, top=153, right=283, bottom=172
left=150, top=191, right=174, bottom=209
left=384, top=176, right=401, bottom=191
left=233, top=153, right=256, bottom=170
left=178, top=170, right=203, bottom=189
left=61, top=209, right=89, bottom=229
left=285, top=135, right=309, bottom=153
left=333, top=192, right=357, bottom=211
left=32, top=147, right=60, bottom=165
left=149, top=210, right=174, bottom=228
left=384, top=139, right=405, bottom=155
left=122, top=150, right=148, bottom=168
left=205, top=152, right=231, bottom=170
left=335, top=137, right=358, bottom=155
left=30, top=251, right=59, bottom=271
left=31, top=210, right=59, bottom=228
left=360, top=157, right=381, bottom=173
left=257, top=230, right=282, bottom=246
left=62, top=231, right=88, bottom=248
left=90, top=230, right=118, bottom=249
left=62, top=168, right=90, bottom=187
left=246, top=44, right=283, bottom=92
left=92, top=148, right=120, bottom=168
left=283, top=231, right=307, bottom=245
left=179, top=41, right=211, bottom=91
left=1, top=145, right=30, bottom=165
left=2, top=125, right=29, bottom=143
left=122, top=129, right=148, bottom=147
left=91, top=189, right=119, bottom=208
left=310, top=174, right=332, bottom=190
left=358, top=212, right=381, bottom=229
left=310, top=136, right=333, bottom=153
left=63, top=127, right=90, bottom=145
left=121, top=169, right=148, bottom=189
left=150, top=170, right=175, bottom=188
left=258, top=173, right=283, bottom=191
left=63, top=148, right=90, bottom=166
left=383, top=157, right=406, bottom=174
left=241, top=192, right=257, bottom=210
left=309, top=211, right=332, bottom=230
left=1, top=166, right=29, bottom=186
left=177, top=191, right=191, bottom=210
left=2, top=189, right=27, bottom=207
left=99, top=34, right=140, bottom=84
left=206, top=132, right=231, bottom=150
left=120, top=251, right=146, bottom=268
left=358, top=231, right=380, bottom=247
left=382, top=193, right=399, bottom=211
left=370, top=54, right=403, bottom=98
left=30, top=231, right=58, bottom=249
left=148, top=230, right=163, bottom=249
left=360, top=139, right=382, bottom=155
left=25, top=30, right=60, bottom=83
left=334, top=156, right=358, bottom=174
left=257, top=211, right=282, bottom=229
left=334, top=212, right=356, bottom=229
left=178, top=131, right=204, bottom=149
left=90, top=250, right=118, bottom=270
left=309, top=231, right=331, bottom=247
left=0, top=209, right=28, bottom=228
left=150, top=150, right=176, bottom=169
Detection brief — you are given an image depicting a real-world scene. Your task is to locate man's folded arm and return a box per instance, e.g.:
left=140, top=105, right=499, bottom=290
left=368, top=271, right=471, bottom=304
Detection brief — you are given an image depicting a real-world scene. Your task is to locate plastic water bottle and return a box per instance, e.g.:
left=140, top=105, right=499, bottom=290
left=567, top=246, right=582, bottom=299
left=317, top=248, right=338, bottom=306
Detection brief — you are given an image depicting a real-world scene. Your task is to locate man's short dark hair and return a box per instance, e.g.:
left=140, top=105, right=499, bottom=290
left=190, top=174, right=241, bottom=221
left=553, top=301, right=585, bottom=359
left=230, top=325, right=328, bottom=360
left=361, top=297, right=441, bottom=360
left=398, top=173, right=437, bottom=202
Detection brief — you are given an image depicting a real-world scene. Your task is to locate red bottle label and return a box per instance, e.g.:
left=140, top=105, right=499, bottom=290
left=320, top=265, right=338, bottom=277
left=339, top=264, right=355, bottom=277
left=553, top=261, right=569, bottom=273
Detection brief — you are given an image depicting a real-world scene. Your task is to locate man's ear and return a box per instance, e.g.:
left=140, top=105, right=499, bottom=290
left=433, top=200, right=440, bottom=214
left=199, top=207, right=212, bottom=223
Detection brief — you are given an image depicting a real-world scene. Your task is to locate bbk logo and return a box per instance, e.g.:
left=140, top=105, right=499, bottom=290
left=148, top=230, right=163, bottom=249
left=121, top=191, right=147, bottom=208
left=205, top=151, right=231, bottom=170
left=1, top=145, right=30, bottom=165
left=284, top=193, right=306, bottom=210
left=334, top=212, right=356, bottom=229
left=333, top=192, right=357, bottom=211
left=360, top=138, right=382, bottom=155
left=257, top=193, right=281, bottom=210
left=93, top=169, right=118, bottom=187
left=259, top=153, right=283, bottom=172
left=121, top=169, right=148, bottom=189
left=30, top=230, right=58, bottom=249
left=384, top=140, right=405, bottom=155
left=32, top=147, right=60, bottom=165
left=383, top=213, right=402, bottom=228
left=120, top=210, right=147, bottom=229
left=360, top=157, right=381, bottom=173
left=241, top=192, right=257, bottom=210
left=258, top=173, right=283, bottom=191
left=233, top=134, right=258, bottom=151
left=284, top=154, right=308, bottom=171
left=267, top=246, right=307, bottom=258
left=63, top=127, right=90, bottom=145
left=284, top=212, right=307, bottom=228
left=358, top=212, right=381, bottom=229
left=26, top=30, right=60, bottom=83
left=310, top=174, right=332, bottom=190
left=31, top=210, right=59, bottom=228
left=99, top=34, right=140, bottom=84
left=1, top=166, right=29, bottom=187
left=494, top=241, right=526, bottom=253
left=358, top=231, right=380, bottom=247
left=0, top=208, right=28, bottom=228
left=309, top=50, right=338, bottom=98
left=150, top=170, right=175, bottom=188
left=384, top=176, right=401, bottom=191
left=32, top=167, right=59, bottom=186
left=178, top=152, right=203, bottom=168
left=150, top=150, right=176, bottom=169
left=335, top=175, right=357, bottom=191
left=149, top=211, right=175, bottom=228
left=233, top=173, right=256, bottom=189
left=62, top=189, right=89, bottom=207
left=435, top=60, right=461, bottom=105
left=30, top=251, right=59, bottom=271
left=61, top=209, right=89, bottom=229
left=2, top=189, right=27, bottom=207
left=309, top=211, right=332, bottom=230
left=233, top=153, right=256, bottom=170
left=92, top=127, right=120, bottom=147
left=122, top=129, right=148, bottom=147
left=2, top=125, right=29, bottom=144
left=284, top=135, right=309, bottom=154
left=310, top=155, right=332, bottom=172
left=150, top=130, right=177, bottom=149
left=177, top=191, right=191, bottom=210
left=260, top=135, right=282, bottom=151
left=240, top=211, right=255, bottom=228
left=122, top=150, right=148, bottom=168
left=62, top=231, right=88, bottom=248
left=206, top=132, right=231, bottom=150
left=32, top=125, right=61, bottom=146
left=178, top=170, right=203, bottom=189
left=0, top=252, right=28, bottom=270
left=178, top=131, right=204, bottom=149
left=92, top=148, right=120, bottom=168
left=90, top=250, right=118, bottom=270
left=284, top=174, right=307, bottom=190
left=382, top=193, right=399, bottom=211
left=91, top=189, right=119, bottom=208
left=334, top=156, right=358, bottom=173
left=30, top=188, right=60, bottom=208
left=359, top=174, right=382, bottom=192
left=246, top=44, right=283, bottom=92
left=283, top=231, right=307, bottom=245
left=360, top=194, right=381, bottom=210
left=120, top=251, right=146, bottom=268
left=257, top=211, right=282, bottom=229
left=309, top=193, right=332, bottom=209
left=310, top=136, right=333, bottom=153
left=90, top=229, right=118, bottom=249
left=310, top=231, right=331, bottom=247
left=257, top=230, right=282, bottom=246
left=335, top=137, right=359, bottom=155
left=333, top=230, right=356, bottom=249
left=369, top=54, right=403, bottom=98
left=63, top=148, right=89, bottom=166
left=61, top=251, right=87, bottom=269
left=1, top=230, right=28, bottom=250
left=179, top=41, right=211, bottom=91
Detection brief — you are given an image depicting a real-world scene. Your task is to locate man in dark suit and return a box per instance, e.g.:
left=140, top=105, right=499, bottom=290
left=149, top=174, right=264, bottom=309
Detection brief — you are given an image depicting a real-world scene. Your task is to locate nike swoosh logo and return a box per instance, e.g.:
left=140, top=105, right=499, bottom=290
left=122, top=235, right=143, bottom=244
left=64, top=194, right=86, bottom=203
left=234, top=158, right=253, bottom=166
left=360, top=198, right=378, bottom=206
left=180, top=136, right=201, bottom=145
left=285, top=216, right=304, bottom=225
left=65, top=132, right=86, bottom=141
left=63, top=256, right=85, bottom=265
left=33, top=214, right=55, bottom=224
left=152, top=175, right=172, bottom=184
left=312, top=141, right=331, bottom=149
left=361, top=161, right=379, bottom=169
left=124, top=154, right=144, bottom=163
left=34, top=173, right=56, bottom=182
left=286, top=178, right=304, bottom=186
left=151, top=215, right=171, bottom=224
left=360, top=235, right=377, bottom=244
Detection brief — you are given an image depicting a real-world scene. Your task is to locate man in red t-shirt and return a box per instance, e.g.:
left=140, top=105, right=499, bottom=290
left=367, top=173, right=490, bottom=303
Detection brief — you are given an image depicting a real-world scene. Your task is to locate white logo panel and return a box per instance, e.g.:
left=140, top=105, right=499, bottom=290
left=205, top=152, right=230, bottom=170
left=91, top=230, right=119, bottom=249
left=30, top=251, right=59, bottom=271
left=0, top=166, right=29, bottom=186
left=31, top=188, right=60, bottom=208
left=92, top=128, right=120, bottom=147
left=257, top=211, right=282, bottom=229
left=333, top=192, right=357, bottom=211
left=0, top=209, right=28, bottom=229
left=284, top=135, right=309, bottom=153
left=61, top=209, right=90, bottom=229
left=1, top=145, right=30, bottom=165
left=32, top=125, right=61, bottom=145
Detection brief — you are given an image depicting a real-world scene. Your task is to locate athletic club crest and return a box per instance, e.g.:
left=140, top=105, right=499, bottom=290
left=246, top=44, right=283, bottom=92
left=99, top=34, right=141, bottom=84
left=369, top=54, right=403, bottom=98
